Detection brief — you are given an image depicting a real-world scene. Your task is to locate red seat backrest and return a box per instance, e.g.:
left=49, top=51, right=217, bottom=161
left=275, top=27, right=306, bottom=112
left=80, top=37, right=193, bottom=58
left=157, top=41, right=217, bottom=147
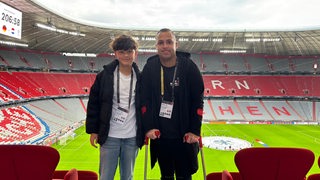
left=0, top=145, right=60, bottom=180
left=235, top=147, right=314, bottom=180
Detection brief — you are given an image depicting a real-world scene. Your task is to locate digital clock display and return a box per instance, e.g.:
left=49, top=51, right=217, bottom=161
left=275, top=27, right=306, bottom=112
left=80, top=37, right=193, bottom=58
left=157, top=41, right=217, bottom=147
left=0, top=2, right=22, bottom=39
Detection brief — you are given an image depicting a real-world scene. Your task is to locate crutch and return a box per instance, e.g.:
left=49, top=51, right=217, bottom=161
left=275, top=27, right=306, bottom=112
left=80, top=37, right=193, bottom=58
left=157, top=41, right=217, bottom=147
left=144, top=136, right=149, bottom=180
left=144, top=130, right=160, bottom=180
left=199, top=136, right=207, bottom=180
left=184, top=135, right=207, bottom=179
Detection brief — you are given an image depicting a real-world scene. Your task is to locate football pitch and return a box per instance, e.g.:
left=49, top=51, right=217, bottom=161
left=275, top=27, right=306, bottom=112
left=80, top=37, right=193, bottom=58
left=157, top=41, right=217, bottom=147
left=53, top=124, right=320, bottom=179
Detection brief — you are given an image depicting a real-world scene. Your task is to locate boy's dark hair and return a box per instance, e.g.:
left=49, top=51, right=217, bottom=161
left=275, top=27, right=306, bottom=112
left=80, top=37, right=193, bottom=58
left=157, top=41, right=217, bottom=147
left=109, top=34, right=138, bottom=51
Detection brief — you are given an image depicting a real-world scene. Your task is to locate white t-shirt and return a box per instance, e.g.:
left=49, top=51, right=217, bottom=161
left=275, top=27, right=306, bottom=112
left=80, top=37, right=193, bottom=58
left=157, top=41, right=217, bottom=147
left=108, top=68, right=137, bottom=138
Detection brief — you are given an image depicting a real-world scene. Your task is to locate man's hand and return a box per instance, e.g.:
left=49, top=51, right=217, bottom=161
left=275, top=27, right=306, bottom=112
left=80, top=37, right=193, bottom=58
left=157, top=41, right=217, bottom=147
left=184, top=132, right=200, bottom=144
left=146, top=129, right=161, bottom=140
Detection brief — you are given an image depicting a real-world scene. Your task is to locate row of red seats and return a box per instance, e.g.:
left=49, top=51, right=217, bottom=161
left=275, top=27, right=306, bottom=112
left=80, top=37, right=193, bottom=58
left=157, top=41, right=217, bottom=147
left=206, top=147, right=320, bottom=180
left=0, top=72, right=96, bottom=98
left=203, top=75, right=320, bottom=97
left=1, top=72, right=319, bottom=99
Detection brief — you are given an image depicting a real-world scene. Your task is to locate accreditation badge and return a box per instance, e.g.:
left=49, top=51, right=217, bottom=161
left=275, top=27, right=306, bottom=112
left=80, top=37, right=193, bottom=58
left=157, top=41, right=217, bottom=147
left=159, top=100, right=174, bottom=119
left=112, top=107, right=129, bottom=125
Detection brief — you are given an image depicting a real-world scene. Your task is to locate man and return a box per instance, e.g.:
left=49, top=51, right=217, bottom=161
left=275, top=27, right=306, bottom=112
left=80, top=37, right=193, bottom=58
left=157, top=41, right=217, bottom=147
left=141, top=28, right=204, bottom=180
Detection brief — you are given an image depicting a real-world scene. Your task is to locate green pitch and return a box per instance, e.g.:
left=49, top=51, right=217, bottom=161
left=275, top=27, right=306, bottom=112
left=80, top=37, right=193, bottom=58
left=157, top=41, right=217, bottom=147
left=53, top=124, right=320, bottom=179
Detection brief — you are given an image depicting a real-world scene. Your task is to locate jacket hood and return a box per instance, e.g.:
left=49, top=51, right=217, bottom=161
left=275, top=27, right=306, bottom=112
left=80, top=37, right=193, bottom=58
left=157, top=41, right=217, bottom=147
left=103, top=59, right=119, bottom=71
left=176, top=51, right=191, bottom=58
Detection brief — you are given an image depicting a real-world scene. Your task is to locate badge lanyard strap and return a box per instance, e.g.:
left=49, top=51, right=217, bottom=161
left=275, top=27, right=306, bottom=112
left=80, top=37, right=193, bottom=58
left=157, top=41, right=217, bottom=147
left=160, top=60, right=178, bottom=102
left=117, top=66, right=134, bottom=110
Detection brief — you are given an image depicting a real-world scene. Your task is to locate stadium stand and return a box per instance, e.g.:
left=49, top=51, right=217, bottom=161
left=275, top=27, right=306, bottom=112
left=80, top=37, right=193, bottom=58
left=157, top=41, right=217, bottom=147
left=0, top=75, right=87, bottom=145
left=203, top=75, right=320, bottom=97
left=135, top=53, right=151, bottom=70
left=201, top=53, right=228, bottom=73
left=244, top=55, right=270, bottom=73
left=0, top=47, right=319, bottom=145
left=0, top=49, right=24, bottom=68
left=16, top=50, right=47, bottom=70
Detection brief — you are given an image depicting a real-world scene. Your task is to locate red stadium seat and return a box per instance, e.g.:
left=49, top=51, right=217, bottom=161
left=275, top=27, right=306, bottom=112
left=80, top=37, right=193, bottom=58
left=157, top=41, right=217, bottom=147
left=235, top=147, right=314, bottom=180
left=307, top=173, right=320, bottom=180
left=0, top=145, right=60, bottom=180
left=307, top=156, right=320, bottom=180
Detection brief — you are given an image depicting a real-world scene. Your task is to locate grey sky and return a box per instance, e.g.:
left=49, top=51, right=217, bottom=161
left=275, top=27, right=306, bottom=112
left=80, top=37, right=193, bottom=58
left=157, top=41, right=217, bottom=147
left=32, top=0, right=320, bottom=31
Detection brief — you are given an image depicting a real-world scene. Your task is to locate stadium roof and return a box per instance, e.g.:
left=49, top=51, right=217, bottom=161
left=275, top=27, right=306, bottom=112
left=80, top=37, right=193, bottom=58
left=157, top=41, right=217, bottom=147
left=1, top=0, right=320, bottom=56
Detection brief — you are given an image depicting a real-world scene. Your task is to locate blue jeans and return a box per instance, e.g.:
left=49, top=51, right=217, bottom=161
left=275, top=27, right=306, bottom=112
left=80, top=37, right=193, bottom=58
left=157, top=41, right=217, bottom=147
left=99, top=137, right=138, bottom=180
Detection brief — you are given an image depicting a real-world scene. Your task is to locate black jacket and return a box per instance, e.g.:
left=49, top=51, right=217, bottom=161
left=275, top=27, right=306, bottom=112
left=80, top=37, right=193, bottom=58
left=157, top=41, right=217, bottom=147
left=140, top=51, right=204, bottom=173
left=85, top=60, right=144, bottom=148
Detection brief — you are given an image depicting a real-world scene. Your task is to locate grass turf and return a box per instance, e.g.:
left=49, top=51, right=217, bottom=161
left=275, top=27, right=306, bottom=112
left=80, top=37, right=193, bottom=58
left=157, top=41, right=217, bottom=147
left=52, top=124, right=320, bottom=179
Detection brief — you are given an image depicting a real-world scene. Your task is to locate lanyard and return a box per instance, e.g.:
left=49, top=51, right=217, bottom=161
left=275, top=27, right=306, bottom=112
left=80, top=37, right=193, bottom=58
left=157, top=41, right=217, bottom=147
left=117, top=66, right=133, bottom=110
left=160, top=60, right=178, bottom=101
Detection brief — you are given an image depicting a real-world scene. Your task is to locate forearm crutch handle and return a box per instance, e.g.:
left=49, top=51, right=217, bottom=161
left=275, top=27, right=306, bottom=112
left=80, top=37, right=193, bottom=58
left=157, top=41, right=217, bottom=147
left=144, top=130, right=160, bottom=180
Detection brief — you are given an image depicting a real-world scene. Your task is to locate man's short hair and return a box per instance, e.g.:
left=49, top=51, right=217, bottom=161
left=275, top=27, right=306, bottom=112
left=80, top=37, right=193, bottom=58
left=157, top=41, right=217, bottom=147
left=156, top=28, right=176, bottom=40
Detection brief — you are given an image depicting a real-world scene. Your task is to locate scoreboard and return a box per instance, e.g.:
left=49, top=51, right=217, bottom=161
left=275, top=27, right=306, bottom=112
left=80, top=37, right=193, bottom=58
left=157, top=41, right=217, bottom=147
left=0, top=2, right=22, bottom=39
